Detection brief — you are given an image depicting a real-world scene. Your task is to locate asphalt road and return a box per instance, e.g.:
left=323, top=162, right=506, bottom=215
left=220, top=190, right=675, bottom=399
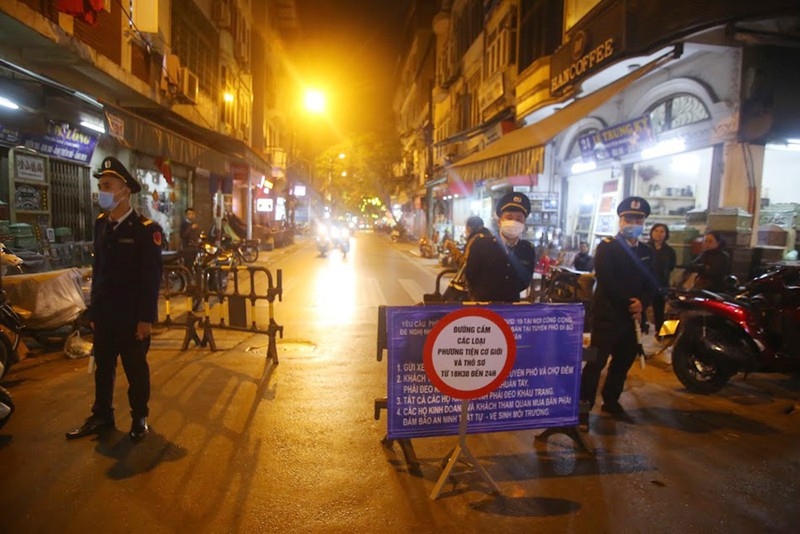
left=1, top=231, right=799, bottom=533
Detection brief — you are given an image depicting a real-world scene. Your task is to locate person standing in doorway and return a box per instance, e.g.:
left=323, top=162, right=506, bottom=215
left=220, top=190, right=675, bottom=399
left=573, top=241, right=594, bottom=272
left=579, top=196, right=657, bottom=429
left=66, top=157, right=163, bottom=442
left=647, top=223, right=676, bottom=337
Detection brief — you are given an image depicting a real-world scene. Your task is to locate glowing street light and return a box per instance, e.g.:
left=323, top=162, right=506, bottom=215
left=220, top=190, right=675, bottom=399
left=304, top=89, right=326, bottom=113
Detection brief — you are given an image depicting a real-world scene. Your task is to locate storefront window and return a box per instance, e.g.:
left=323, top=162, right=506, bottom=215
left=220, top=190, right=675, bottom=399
left=761, top=145, right=800, bottom=257
left=647, top=93, right=710, bottom=134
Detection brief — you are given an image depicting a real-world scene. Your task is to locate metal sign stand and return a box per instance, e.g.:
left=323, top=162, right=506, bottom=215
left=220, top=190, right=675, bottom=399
left=430, top=399, right=500, bottom=500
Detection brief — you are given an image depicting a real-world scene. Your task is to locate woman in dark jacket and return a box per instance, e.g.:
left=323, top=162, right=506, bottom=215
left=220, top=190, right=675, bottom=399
left=647, top=223, right=676, bottom=336
left=687, top=230, right=731, bottom=292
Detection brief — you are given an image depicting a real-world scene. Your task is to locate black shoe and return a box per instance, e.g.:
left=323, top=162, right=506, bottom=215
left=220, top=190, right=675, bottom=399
left=601, top=402, right=627, bottom=416
left=578, top=412, right=589, bottom=433
left=129, top=417, right=149, bottom=442
left=66, top=416, right=115, bottom=440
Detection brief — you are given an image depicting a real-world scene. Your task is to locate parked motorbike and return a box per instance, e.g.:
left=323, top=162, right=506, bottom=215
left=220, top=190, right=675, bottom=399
left=1, top=243, right=24, bottom=276
left=220, top=236, right=260, bottom=263
left=0, top=385, right=13, bottom=430
left=162, top=234, right=236, bottom=309
left=418, top=237, right=437, bottom=259
left=390, top=224, right=414, bottom=243
left=663, top=265, right=800, bottom=393
left=0, top=292, right=24, bottom=379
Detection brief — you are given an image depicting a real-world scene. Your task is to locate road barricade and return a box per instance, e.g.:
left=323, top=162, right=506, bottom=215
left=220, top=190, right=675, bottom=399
left=374, top=302, right=590, bottom=475
left=159, top=263, right=283, bottom=362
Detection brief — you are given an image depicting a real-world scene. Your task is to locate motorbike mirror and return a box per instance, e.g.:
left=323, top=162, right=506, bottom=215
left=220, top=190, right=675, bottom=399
left=723, top=275, right=739, bottom=291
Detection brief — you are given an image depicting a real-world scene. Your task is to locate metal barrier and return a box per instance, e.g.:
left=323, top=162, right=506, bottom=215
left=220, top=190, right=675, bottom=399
left=159, top=263, right=283, bottom=363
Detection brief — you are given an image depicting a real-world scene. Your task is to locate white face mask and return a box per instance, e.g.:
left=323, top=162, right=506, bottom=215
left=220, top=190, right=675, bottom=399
left=500, top=220, right=525, bottom=240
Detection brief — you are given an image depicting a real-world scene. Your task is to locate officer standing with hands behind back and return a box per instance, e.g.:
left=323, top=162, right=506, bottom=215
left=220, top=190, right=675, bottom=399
left=579, top=196, right=657, bottom=430
left=66, top=157, right=162, bottom=442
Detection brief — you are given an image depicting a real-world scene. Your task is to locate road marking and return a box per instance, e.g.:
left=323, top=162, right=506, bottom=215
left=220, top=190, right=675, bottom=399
left=364, top=277, right=387, bottom=307
left=398, top=278, right=425, bottom=304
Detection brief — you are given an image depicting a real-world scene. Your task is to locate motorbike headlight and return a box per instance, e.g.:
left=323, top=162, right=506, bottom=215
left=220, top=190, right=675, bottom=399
left=203, top=243, right=218, bottom=254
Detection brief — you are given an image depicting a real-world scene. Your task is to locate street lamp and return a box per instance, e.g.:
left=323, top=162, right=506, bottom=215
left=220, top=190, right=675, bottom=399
left=304, top=89, right=326, bottom=114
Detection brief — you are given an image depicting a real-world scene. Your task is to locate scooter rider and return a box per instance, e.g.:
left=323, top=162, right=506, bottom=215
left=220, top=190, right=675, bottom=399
left=579, top=196, right=657, bottom=429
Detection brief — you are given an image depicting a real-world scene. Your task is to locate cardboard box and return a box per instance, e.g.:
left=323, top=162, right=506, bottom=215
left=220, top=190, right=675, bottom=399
left=717, top=230, right=752, bottom=247
left=757, top=224, right=789, bottom=247
left=708, top=208, right=753, bottom=232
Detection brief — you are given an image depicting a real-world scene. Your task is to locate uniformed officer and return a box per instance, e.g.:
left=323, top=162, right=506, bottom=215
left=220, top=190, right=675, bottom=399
left=66, top=156, right=162, bottom=442
left=463, top=192, right=536, bottom=302
left=579, top=196, right=657, bottom=429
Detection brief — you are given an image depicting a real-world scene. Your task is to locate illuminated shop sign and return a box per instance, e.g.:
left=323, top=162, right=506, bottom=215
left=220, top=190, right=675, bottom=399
left=551, top=34, right=616, bottom=95
left=549, top=2, right=624, bottom=96
left=578, top=116, right=655, bottom=161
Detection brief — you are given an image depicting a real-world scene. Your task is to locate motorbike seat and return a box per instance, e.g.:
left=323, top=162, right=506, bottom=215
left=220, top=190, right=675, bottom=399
left=10, top=305, right=32, bottom=321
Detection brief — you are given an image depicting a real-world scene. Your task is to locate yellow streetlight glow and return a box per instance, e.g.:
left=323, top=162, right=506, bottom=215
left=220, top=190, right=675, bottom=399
left=338, top=153, right=346, bottom=159
left=304, top=89, right=326, bottom=113
left=223, top=92, right=235, bottom=103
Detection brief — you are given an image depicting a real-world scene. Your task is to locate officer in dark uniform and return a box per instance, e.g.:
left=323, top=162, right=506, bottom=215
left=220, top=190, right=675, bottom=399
left=579, top=196, right=657, bottom=428
left=463, top=192, right=536, bottom=302
left=66, top=157, right=162, bottom=442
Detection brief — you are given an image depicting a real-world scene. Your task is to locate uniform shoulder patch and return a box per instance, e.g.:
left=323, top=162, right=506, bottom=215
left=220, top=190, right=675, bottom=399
left=602, top=236, right=613, bottom=243
left=139, top=214, right=154, bottom=226
left=97, top=213, right=107, bottom=220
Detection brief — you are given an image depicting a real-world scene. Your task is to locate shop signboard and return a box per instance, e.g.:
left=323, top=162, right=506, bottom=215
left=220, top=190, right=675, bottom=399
left=550, top=1, right=624, bottom=96
left=385, top=303, right=583, bottom=440
left=19, top=122, right=97, bottom=164
left=0, top=124, right=20, bottom=146
left=578, top=116, right=655, bottom=161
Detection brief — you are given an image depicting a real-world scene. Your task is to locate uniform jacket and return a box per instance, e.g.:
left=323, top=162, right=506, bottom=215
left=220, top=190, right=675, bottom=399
left=592, top=235, right=657, bottom=328
left=464, top=232, right=535, bottom=302
left=90, top=211, right=163, bottom=326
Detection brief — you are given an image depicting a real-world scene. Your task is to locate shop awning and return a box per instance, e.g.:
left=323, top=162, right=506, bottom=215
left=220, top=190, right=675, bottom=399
left=447, top=51, right=676, bottom=182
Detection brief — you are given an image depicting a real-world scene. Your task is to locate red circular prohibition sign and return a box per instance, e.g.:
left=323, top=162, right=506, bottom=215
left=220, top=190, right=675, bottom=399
left=423, top=308, right=516, bottom=400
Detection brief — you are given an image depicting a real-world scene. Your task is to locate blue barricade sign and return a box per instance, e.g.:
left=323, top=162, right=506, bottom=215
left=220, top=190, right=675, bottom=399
left=386, top=303, right=583, bottom=440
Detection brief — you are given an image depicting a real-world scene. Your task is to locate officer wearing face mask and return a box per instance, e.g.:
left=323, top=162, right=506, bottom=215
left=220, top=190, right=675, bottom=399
left=66, top=157, right=162, bottom=443
left=579, top=196, right=657, bottom=430
left=463, top=192, right=536, bottom=302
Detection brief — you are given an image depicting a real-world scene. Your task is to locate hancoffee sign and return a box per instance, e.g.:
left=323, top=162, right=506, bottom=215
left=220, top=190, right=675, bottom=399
left=549, top=2, right=624, bottom=96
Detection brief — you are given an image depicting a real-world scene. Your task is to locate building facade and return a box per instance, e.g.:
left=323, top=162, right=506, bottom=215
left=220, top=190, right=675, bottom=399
left=401, top=0, right=800, bottom=274
left=0, top=0, right=297, bottom=265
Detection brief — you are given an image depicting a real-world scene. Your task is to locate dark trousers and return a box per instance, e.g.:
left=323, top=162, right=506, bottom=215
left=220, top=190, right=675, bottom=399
left=91, top=323, right=151, bottom=421
left=580, top=318, right=637, bottom=408
left=652, top=292, right=666, bottom=335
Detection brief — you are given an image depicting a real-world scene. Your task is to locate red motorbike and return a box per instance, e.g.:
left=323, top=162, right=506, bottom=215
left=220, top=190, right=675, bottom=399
left=663, top=265, right=800, bottom=393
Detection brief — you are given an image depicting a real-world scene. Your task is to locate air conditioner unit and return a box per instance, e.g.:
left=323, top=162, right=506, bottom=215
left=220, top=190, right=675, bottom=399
left=160, top=54, right=181, bottom=93
left=178, top=67, right=199, bottom=104
left=212, top=0, right=231, bottom=28
left=234, top=40, right=249, bottom=64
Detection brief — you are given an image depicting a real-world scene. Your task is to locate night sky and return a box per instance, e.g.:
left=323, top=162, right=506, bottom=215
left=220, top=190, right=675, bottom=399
left=292, top=0, right=413, bottom=138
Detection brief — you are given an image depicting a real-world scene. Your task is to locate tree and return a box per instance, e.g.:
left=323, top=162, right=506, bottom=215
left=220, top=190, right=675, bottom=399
left=313, top=131, right=410, bottom=220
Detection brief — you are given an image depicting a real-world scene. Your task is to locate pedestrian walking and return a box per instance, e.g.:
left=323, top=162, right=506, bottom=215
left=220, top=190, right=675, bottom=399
left=66, top=157, right=163, bottom=442
left=579, top=196, right=657, bottom=429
